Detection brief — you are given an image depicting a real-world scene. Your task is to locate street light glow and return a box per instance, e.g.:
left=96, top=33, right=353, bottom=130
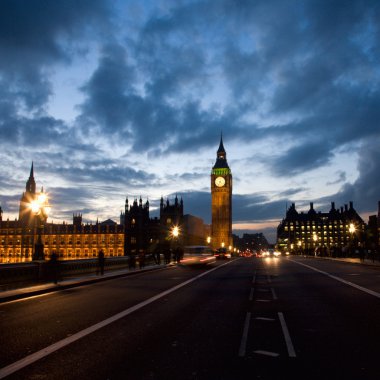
left=171, top=225, right=179, bottom=238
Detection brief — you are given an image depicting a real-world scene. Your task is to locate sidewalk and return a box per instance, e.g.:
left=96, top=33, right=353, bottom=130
left=0, top=263, right=170, bottom=304
left=307, top=255, right=380, bottom=267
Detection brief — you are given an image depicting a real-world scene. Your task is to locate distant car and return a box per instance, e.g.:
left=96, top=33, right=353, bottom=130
left=215, top=248, right=232, bottom=259
left=262, top=249, right=281, bottom=257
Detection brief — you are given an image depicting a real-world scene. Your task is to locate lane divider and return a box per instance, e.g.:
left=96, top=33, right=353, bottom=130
left=278, top=312, right=296, bottom=358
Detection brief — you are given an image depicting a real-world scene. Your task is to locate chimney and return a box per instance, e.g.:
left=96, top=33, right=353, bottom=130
left=331, top=202, right=335, bottom=211
left=349, top=201, right=353, bottom=210
left=344, top=204, right=348, bottom=212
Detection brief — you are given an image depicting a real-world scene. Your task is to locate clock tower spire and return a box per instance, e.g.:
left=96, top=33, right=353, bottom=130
left=211, top=134, right=232, bottom=250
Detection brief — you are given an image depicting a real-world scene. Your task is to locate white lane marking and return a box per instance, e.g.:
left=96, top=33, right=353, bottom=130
left=255, top=317, right=275, bottom=321
left=249, top=288, right=254, bottom=301
left=289, top=259, right=380, bottom=299
left=238, top=312, right=251, bottom=357
left=271, top=287, right=278, bottom=300
left=0, top=261, right=232, bottom=379
left=252, top=270, right=257, bottom=284
left=254, top=350, right=279, bottom=357
left=256, top=299, right=270, bottom=302
left=278, top=312, right=296, bottom=358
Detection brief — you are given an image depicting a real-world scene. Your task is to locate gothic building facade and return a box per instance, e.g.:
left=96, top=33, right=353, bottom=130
left=123, top=195, right=184, bottom=256
left=0, top=165, right=184, bottom=263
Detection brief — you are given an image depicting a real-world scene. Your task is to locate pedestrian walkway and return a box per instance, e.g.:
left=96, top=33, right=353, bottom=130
left=309, top=255, right=380, bottom=267
left=0, top=263, right=169, bottom=304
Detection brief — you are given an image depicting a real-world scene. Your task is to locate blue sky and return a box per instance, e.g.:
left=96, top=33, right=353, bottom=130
left=0, top=0, right=379, bottom=243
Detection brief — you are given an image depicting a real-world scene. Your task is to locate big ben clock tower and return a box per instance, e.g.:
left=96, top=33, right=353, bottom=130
left=211, top=135, right=232, bottom=250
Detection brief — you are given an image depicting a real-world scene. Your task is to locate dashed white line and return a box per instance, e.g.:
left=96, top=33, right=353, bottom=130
left=278, top=312, right=296, bottom=358
left=238, top=312, right=251, bottom=357
left=271, top=287, right=278, bottom=300
left=249, top=288, right=254, bottom=301
left=254, top=350, right=279, bottom=357
left=255, top=317, right=275, bottom=321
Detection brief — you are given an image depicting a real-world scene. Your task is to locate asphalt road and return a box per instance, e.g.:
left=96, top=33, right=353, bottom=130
left=0, top=256, right=379, bottom=379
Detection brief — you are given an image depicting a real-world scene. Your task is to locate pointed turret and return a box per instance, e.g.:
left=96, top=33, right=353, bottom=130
left=26, top=162, right=36, bottom=194
left=213, top=133, right=230, bottom=170
left=217, top=132, right=226, bottom=158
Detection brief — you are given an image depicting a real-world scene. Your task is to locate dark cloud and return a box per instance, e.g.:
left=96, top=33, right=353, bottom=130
left=333, top=136, right=380, bottom=213
left=1, top=0, right=379, bottom=239
left=0, top=0, right=111, bottom=111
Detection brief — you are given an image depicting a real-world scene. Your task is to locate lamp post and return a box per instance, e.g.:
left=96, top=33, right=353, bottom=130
left=349, top=223, right=356, bottom=257
left=170, top=225, right=181, bottom=262
left=30, top=191, right=50, bottom=261
left=313, top=233, right=318, bottom=256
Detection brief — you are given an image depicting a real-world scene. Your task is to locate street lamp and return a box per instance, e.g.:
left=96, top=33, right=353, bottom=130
left=30, top=191, right=51, bottom=261
left=349, top=223, right=356, bottom=257
left=313, top=233, right=319, bottom=256
left=170, top=225, right=181, bottom=262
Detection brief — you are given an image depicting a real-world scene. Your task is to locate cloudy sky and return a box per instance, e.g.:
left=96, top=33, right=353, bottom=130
left=0, top=0, right=379, bottom=243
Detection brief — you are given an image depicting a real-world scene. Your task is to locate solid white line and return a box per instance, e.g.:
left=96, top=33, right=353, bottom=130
left=278, top=312, right=296, bottom=358
left=271, top=287, right=278, bottom=300
left=289, top=259, right=380, bottom=299
left=238, top=312, right=251, bottom=357
left=0, top=262, right=231, bottom=379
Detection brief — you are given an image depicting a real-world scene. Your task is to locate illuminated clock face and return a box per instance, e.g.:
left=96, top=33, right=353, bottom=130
left=215, top=176, right=225, bottom=187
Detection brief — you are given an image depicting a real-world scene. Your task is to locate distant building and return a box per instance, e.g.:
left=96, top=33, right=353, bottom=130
left=277, top=202, right=366, bottom=255
left=366, top=201, right=380, bottom=252
left=233, top=233, right=269, bottom=253
left=182, top=214, right=209, bottom=246
left=0, top=165, right=187, bottom=263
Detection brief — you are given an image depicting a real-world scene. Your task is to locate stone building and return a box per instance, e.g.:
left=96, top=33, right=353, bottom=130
left=0, top=165, right=185, bottom=263
left=277, top=201, right=366, bottom=255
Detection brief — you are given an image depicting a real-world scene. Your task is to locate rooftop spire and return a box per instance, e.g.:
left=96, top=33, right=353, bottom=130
left=26, top=162, right=36, bottom=194
left=217, top=132, right=226, bottom=154
left=213, top=133, right=229, bottom=169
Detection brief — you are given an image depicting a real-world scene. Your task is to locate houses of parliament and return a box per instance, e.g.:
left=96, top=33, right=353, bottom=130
left=0, top=164, right=188, bottom=263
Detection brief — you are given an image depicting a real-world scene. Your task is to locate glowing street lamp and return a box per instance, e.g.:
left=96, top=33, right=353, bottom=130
left=30, top=191, right=50, bottom=261
left=348, top=223, right=356, bottom=256
left=171, top=225, right=179, bottom=239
